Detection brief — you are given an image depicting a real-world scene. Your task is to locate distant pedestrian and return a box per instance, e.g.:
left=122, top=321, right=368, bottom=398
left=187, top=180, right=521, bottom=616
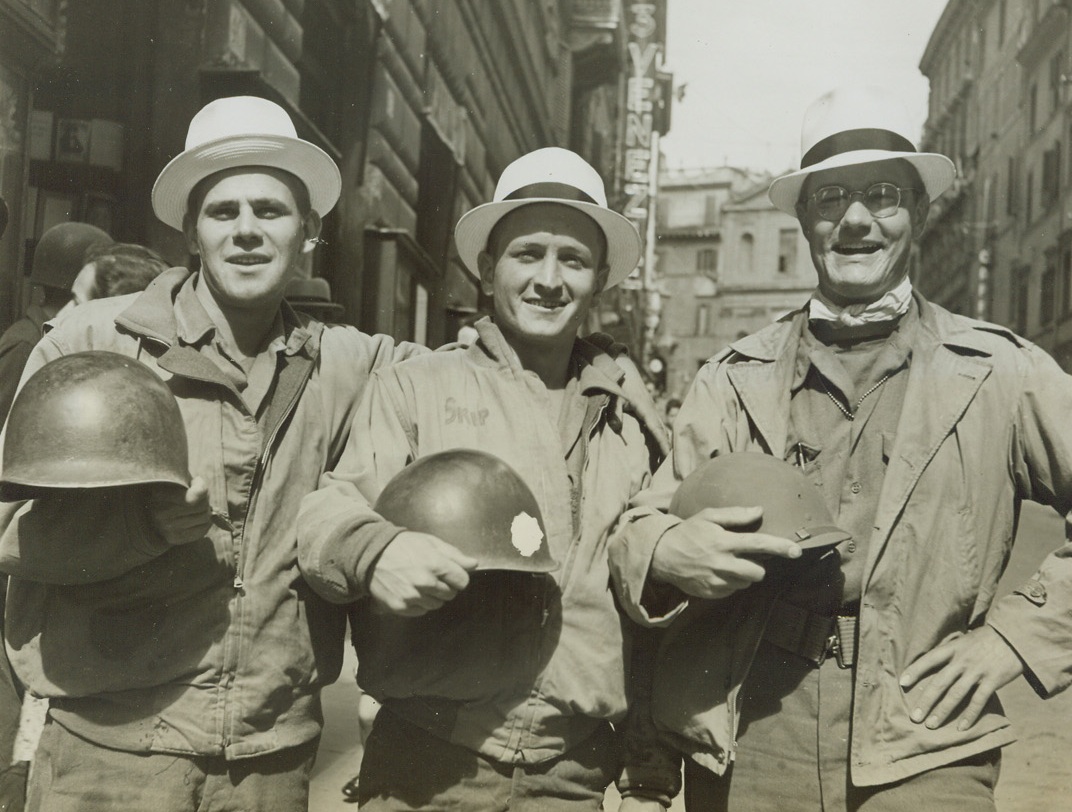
left=66, top=242, right=170, bottom=308
left=0, top=222, right=113, bottom=425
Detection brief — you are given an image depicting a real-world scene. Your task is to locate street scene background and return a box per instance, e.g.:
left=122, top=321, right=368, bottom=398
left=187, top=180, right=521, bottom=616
left=3, top=1, right=1072, bottom=810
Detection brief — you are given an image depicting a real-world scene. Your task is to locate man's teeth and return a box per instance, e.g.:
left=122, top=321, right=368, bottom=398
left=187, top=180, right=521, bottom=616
left=836, top=244, right=880, bottom=255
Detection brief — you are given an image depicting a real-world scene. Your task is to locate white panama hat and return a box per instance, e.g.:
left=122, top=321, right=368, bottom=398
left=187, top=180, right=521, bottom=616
left=768, top=85, right=956, bottom=216
left=152, top=96, right=342, bottom=232
left=454, top=147, right=642, bottom=289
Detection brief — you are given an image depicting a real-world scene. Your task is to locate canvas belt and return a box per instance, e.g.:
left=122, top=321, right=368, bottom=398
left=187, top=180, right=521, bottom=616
left=763, top=599, right=857, bottom=669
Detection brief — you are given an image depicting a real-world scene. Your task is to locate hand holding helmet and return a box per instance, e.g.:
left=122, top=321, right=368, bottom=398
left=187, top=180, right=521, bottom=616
left=149, top=476, right=212, bottom=547
left=368, top=531, right=478, bottom=617
left=651, top=504, right=802, bottom=600
left=653, top=452, right=851, bottom=600
left=370, top=449, right=554, bottom=617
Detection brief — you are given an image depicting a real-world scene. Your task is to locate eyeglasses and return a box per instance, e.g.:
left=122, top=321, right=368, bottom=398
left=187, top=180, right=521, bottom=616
left=807, top=183, right=918, bottom=222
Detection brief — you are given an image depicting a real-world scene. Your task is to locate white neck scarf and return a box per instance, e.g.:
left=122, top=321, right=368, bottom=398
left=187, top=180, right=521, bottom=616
left=808, top=277, right=913, bottom=327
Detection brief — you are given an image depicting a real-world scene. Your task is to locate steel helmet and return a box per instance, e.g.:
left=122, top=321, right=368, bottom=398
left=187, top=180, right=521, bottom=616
left=374, top=449, right=557, bottom=572
left=670, top=452, right=850, bottom=551
left=1, top=351, right=190, bottom=501
left=29, top=222, right=113, bottom=291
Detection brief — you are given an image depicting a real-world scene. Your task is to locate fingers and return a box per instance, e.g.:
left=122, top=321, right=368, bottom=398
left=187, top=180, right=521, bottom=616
left=693, top=508, right=803, bottom=560
left=899, top=645, right=955, bottom=689
left=185, top=476, right=209, bottom=507
left=149, top=479, right=212, bottom=546
left=900, top=629, right=1022, bottom=732
left=369, top=532, right=476, bottom=616
left=693, top=505, right=763, bottom=528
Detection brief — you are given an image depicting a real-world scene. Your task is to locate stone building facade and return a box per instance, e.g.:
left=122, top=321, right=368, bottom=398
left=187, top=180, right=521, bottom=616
left=0, top=0, right=642, bottom=349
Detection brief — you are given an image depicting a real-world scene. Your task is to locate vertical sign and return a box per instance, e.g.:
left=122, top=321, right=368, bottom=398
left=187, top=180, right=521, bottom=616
left=620, top=0, right=666, bottom=287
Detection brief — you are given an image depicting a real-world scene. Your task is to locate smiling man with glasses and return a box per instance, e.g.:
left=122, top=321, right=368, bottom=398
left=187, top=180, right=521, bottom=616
left=611, top=85, right=1072, bottom=812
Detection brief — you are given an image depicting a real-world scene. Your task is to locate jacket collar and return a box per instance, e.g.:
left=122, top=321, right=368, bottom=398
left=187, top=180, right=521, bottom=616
left=722, top=291, right=1005, bottom=460
left=470, top=317, right=628, bottom=399
left=114, top=267, right=317, bottom=358
left=726, top=291, right=1024, bottom=363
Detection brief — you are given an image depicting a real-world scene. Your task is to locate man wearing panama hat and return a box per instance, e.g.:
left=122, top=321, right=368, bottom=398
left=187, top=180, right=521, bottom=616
left=610, top=85, right=1072, bottom=811
left=0, top=95, right=420, bottom=811
left=298, top=147, right=668, bottom=810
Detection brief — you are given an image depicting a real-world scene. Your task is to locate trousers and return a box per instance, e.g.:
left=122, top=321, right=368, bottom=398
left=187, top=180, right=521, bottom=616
left=358, top=709, right=618, bottom=811
left=26, top=720, right=318, bottom=812
left=683, top=640, right=1001, bottom=812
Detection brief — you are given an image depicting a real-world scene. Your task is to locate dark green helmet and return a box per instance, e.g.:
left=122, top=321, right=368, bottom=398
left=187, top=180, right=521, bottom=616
left=670, top=452, right=850, bottom=551
left=1, top=351, right=189, bottom=501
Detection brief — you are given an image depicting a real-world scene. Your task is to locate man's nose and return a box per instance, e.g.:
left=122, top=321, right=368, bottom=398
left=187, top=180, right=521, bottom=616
left=533, top=253, right=564, bottom=289
left=233, top=207, right=262, bottom=239
left=841, top=194, right=873, bottom=227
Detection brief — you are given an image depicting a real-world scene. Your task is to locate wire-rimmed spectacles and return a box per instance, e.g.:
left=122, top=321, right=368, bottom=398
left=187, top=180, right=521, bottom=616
left=807, top=182, right=918, bottom=222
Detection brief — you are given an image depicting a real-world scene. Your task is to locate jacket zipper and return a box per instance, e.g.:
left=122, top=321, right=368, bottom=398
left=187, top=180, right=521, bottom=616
left=231, top=358, right=316, bottom=590
left=514, top=396, right=610, bottom=757
left=221, top=354, right=316, bottom=748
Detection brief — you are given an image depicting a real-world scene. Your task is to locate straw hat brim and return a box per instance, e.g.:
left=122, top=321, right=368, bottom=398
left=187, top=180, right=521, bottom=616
left=152, top=135, right=342, bottom=231
left=768, top=149, right=956, bottom=215
left=454, top=199, right=642, bottom=290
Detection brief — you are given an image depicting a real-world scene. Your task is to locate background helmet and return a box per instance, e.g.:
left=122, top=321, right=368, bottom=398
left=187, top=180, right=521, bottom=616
left=1, top=351, right=190, bottom=501
left=374, top=449, right=556, bottom=572
left=670, top=452, right=850, bottom=551
left=29, top=222, right=113, bottom=292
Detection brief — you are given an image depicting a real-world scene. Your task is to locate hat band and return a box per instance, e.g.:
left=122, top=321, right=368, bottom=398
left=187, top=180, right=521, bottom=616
left=503, top=182, right=597, bottom=204
left=800, top=128, right=916, bottom=169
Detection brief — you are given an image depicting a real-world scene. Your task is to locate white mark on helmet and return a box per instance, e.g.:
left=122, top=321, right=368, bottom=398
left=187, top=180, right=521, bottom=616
left=511, top=512, right=543, bottom=557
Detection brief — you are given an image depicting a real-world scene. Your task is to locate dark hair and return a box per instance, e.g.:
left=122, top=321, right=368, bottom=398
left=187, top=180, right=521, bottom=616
left=84, top=242, right=169, bottom=298
left=185, top=167, right=313, bottom=224
left=485, top=202, right=608, bottom=273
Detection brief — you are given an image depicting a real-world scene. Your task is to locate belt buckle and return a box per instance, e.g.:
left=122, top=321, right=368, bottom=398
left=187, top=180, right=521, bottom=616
left=820, top=632, right=851, bottom=669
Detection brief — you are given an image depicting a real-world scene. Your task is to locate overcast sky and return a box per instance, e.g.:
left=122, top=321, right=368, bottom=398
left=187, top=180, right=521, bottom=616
left=659, top=0, right=949, bottom=173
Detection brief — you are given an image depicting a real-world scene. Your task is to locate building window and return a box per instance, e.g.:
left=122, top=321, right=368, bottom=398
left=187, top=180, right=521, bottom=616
left=1029, top=83, right=1038, bottom=137
left=777, top=228, right=796, bottom=274
left=740, top=233, right=754, bottom=275
left=1014, top=266, right=1030, bottom=334
left=704, top=195, right=720, bottom=226
left=1051, top=51, right=1065, bottom=113
left=696, top=247, right=717, bottom=273
left=1063, top=238, right=1072, bottom=316
left=1042, top=142, right=1062, bottom=209
left=1007, top=156, right=1018, bottom=216
left=1026, top=170, right=1034, bottom=223
left=695, top=303, right=709, bottom=336
left=1041, top=260, right=1057, bottom=325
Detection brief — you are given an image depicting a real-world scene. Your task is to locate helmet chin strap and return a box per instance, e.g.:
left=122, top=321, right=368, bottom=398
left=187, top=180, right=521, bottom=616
left=809, top=276, right=913, bottom=327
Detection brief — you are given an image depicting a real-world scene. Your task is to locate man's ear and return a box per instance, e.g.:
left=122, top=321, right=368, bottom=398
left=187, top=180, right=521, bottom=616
left=595, top=264, right=610, bottom=295
left=182, top=215, right=200, bottom=256
left=477, top=251, right=495, bottom=297
left=301, top=211, right=324, bottom=254
left=912, top=197, right=930, bottom=239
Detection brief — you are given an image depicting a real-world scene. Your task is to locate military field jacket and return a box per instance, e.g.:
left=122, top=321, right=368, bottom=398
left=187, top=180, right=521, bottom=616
left=0, top=268, right=416, bottom=759
left=299, top=319, right=657, bottom=764
left=611, top=294, right=1072, bottom=790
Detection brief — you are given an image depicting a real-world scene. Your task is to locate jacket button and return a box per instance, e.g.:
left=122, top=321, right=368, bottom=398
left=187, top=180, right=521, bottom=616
left=850, top=481, right=862, bottom=494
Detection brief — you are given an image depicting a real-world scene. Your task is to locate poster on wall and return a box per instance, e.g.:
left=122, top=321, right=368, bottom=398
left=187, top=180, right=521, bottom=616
left=55, top=118, right=91, bottom=164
